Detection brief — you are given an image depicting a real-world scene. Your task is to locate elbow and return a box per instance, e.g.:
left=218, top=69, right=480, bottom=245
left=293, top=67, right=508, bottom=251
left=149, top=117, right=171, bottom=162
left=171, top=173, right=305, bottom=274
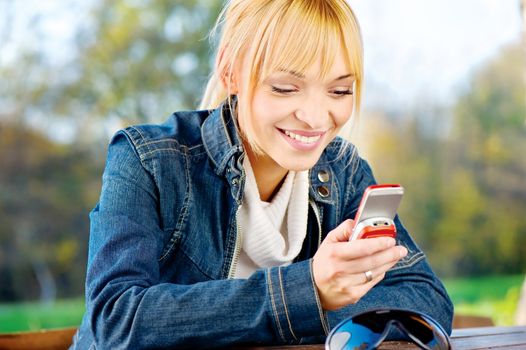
left=440, top=293, right=454, bottom=335
left=88, top=289, right=145, bottom=349
left=423, top=283, right=454, bottom=335
left=89, top=306, right=136, bottom=349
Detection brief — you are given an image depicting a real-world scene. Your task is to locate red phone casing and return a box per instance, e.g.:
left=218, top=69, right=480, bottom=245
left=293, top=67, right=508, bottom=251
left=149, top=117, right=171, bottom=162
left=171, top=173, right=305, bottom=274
left=359, top=223, right=397, bottom=239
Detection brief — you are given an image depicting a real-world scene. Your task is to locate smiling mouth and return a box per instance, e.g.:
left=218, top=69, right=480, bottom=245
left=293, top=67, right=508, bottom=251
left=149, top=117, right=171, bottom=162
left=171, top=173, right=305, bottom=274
left=282, top=129, right=323, bottom=144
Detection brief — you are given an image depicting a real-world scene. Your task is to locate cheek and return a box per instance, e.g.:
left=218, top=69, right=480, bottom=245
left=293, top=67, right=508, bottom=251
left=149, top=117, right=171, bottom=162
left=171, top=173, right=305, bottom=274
left=252, top=93, right=292, bottom=127
left=332, top=103, right=353, bottom=127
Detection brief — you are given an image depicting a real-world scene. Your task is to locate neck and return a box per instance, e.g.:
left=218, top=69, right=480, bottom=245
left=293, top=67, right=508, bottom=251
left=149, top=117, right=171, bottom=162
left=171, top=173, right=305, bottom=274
left=245, top=148, right=288, bottom=202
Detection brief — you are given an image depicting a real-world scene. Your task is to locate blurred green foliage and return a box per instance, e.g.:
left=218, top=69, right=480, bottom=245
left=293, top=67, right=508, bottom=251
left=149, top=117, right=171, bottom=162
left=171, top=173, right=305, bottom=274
left=0, top=125, right=101, bottom=301
left=0, top=298, right=84, bottom=333
left=0, top=0, right=222, bottom=302
left=359, top=44, right=526, bottom=277
left=0, top=1, right=524, bottom=305
left=62, top=0, right=224, bottom=123
left=444, top=274, right=524, bottom=326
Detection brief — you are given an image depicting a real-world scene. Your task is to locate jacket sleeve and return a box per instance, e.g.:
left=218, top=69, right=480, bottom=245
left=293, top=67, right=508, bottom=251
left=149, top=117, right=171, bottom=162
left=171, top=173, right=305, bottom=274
left=327, top=156, right=454, bottom=336
left=84, top=132, right=326, bottom=349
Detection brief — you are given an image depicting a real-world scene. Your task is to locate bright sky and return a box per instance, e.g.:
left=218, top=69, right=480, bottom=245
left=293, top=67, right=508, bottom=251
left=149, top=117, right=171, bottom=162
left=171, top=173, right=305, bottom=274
left=348, top=0, right=523, bottom=108
left=0, top=0, right=523, bottom=111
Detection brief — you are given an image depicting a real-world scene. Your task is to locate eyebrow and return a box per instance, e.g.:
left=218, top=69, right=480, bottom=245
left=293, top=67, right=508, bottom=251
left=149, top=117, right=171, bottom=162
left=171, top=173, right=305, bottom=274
left=334, top=74, right=354, bottom=81
left=278, top=69, right=354, bottom=82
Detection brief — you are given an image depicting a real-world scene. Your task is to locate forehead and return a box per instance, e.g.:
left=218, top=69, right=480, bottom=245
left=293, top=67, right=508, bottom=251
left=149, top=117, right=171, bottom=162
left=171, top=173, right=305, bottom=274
left=266, top=45, right=353, bottom=81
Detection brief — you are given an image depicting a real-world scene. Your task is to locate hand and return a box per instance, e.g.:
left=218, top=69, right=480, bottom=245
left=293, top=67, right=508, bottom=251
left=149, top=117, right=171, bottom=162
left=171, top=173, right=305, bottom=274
left=312, top=219, right=408, bottom=311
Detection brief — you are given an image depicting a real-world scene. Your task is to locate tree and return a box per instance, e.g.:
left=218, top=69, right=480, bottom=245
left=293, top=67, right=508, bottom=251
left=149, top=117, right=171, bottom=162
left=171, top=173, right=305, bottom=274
left=0, top=123, right=103, bottom=301
left=0, top=1, right=223, bottom=301
left=360, top=42, right=526, bottom=277
left=61, top=1, right=223, bottom=128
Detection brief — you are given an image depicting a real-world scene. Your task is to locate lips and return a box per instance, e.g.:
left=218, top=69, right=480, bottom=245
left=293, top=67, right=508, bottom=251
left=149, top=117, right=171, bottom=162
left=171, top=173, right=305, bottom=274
left=279, top=128, right=326, bottom=144
left=283, top=130, right=322, bottom=143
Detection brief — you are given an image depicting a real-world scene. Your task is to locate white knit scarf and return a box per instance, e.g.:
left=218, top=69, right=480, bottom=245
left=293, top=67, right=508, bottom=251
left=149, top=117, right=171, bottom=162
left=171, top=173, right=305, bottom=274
left=234, top=157, right=309, bottom=278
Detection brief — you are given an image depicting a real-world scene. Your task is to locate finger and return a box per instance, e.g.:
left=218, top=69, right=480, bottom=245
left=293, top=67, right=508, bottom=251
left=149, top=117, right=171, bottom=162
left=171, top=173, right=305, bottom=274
left=340, top=267, right=390, bottom=303
left=337, top=271, right=386, bottom=304
left=357, top=247, right=407, bottom=284
left=325, top=219, right=354, bottom=243
left=322, top=245, right=404, bottom=288
left=331, top=236, right=397, bottom=261
left=341, top=260, right=390, bottom=288
left=324, top=247, right=408, bottom=307
left=356, top=245, right=407, bottom=271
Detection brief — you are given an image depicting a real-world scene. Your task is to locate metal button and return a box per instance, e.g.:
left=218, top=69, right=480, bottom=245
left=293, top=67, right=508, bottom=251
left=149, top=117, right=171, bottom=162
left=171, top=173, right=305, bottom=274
left=317, top=170, right=330, bottom=183
left=317, top=185, right=330, bottom=197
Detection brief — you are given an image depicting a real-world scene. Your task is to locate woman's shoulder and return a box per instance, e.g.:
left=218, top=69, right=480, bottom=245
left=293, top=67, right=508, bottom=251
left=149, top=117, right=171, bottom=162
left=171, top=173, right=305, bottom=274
left=112, top=109, right=212, bottom=158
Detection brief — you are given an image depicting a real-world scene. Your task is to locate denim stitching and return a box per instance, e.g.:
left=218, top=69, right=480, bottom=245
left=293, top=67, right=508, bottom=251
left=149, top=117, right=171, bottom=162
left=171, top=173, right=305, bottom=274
left=132, top=125, right=146, bottom=140
left=123, top=126, right=145, bottom=146
left=141, top=147, right=185, bottom=158
left=158, top=228, right=181, bottom=262
left=390, top=252, right=425, bottom=271
left=309, top=260, right=329, bottom=335
left=267, top=268, right=286, bottom=342
left=277, top=266, right=298, bottom=341
left=135, top=137, right=206, bottom=154
left=136, top=138, right=180, bottom=148
left=129, top=126, right=150, bottom=154
left=159, top=149, right=191, bottom=261
left=343, top=157, right=369, bottom=212
left=332, top=172, right=341, bottom=225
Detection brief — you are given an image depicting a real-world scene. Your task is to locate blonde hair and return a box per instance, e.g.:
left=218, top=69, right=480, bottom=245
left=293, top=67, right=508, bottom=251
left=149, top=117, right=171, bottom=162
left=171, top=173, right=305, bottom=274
left=200, top=0, right=364, bottom=153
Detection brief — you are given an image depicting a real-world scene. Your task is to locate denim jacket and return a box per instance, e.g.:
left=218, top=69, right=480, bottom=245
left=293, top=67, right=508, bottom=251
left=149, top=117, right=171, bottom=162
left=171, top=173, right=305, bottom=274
left=72, top=101, right=453, bottom=349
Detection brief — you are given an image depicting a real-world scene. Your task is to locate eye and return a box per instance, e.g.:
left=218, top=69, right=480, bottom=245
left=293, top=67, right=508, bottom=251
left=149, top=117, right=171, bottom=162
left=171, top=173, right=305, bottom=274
left=271, top=86, right=297, bottom=95
left=331, top=89, right=353, bottom=97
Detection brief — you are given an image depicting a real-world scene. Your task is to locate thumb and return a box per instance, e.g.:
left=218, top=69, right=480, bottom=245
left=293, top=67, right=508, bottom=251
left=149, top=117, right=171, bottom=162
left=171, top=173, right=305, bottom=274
left=326, top=219, right=354, bottom=243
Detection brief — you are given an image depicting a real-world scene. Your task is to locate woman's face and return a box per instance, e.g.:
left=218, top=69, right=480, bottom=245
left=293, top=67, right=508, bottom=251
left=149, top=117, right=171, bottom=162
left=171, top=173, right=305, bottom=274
left=236, top=46, right=355, bottom=173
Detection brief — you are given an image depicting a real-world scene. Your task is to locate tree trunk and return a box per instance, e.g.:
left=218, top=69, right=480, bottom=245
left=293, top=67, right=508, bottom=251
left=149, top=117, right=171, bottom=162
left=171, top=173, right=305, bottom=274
left=32, top=259, right=57, bottom=304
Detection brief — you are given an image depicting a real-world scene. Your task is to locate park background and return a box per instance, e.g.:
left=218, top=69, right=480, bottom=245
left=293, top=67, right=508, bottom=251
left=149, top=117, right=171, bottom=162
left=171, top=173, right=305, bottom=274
left=0, top=0, right=525, bottom=332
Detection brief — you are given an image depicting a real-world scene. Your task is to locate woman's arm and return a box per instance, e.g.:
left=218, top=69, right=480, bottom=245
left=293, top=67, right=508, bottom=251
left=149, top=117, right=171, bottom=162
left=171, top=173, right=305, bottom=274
left=325, top=219, right=454, bottom=335
left=326, top=155, right=454, bottom=334
left=85, top=134, right=326, bottom=348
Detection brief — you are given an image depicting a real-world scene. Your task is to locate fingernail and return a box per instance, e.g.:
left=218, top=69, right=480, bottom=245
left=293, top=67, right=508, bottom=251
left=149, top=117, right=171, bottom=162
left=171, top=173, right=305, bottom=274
left=399, top=246, right=408, bottom=258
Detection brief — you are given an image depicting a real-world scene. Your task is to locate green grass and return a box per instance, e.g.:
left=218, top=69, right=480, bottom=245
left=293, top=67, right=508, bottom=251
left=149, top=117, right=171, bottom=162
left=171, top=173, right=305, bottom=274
left=443, top=274, right=524, bottom=326
left=0, top=274, right=523, bottom=333
left=0, top=298, right=85, bottom=333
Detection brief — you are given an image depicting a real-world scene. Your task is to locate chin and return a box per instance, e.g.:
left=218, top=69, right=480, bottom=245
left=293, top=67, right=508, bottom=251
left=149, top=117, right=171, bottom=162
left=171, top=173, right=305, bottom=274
left=277, top=157, right=319, bottom=172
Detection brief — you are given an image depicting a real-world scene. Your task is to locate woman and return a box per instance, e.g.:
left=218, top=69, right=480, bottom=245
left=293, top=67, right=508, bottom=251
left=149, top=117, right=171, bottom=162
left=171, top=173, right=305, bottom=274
left=72, top=0, right=453, bottom=348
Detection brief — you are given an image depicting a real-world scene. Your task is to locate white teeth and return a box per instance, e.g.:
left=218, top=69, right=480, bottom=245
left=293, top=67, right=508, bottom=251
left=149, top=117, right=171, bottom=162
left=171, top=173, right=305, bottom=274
left=284, top=130, right=321, bottom=143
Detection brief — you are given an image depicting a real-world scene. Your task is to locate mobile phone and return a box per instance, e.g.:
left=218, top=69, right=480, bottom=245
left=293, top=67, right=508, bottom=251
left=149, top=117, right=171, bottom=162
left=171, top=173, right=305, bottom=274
left=348, top=184, right=404, bottom=241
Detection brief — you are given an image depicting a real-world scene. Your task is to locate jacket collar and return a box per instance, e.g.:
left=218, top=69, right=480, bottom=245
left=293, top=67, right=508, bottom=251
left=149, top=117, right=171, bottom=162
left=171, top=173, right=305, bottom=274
left=201, top=98, right=244, bottom=177
left=201, top=97, right=336, bottom=205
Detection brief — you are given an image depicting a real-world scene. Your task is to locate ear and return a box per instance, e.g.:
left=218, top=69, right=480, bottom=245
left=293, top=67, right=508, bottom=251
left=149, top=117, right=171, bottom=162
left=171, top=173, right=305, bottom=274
left=217, top=46, right=239, bottom=94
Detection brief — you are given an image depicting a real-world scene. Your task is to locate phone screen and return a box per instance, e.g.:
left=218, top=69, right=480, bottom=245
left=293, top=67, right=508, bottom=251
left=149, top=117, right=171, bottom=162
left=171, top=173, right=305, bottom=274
left=350, top=184, right=404, bottom=241
left=354, top=186, right=404, bottom=223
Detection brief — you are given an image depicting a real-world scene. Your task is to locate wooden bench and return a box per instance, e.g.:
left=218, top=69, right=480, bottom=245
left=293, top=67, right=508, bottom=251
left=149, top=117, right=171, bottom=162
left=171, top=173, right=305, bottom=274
left=452, top=314, right=494, bottom=329
left=0, top=327, right=77, bottom=350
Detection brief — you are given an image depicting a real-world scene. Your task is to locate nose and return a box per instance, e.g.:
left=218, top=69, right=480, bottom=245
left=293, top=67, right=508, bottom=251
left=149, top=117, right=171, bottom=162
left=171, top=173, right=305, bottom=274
left=294, top=95, right=331, bottom=130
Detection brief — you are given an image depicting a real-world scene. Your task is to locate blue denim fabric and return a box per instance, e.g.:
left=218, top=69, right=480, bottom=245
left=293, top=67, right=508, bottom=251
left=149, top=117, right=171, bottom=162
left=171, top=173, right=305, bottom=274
left=71, top=102, right=453, bottom=349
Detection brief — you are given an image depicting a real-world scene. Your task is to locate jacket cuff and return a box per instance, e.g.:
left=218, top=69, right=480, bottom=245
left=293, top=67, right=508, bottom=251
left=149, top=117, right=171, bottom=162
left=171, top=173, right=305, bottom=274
left=266, top=259, right=329, bottom=342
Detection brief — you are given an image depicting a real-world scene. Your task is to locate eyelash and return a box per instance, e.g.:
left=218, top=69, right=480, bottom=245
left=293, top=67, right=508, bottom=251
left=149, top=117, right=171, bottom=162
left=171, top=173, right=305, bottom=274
left=333, top=90, right=353, bottom=96
left=271, top=86, right=353, bottom=96
left=271, top=86, right=295, bottom=94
